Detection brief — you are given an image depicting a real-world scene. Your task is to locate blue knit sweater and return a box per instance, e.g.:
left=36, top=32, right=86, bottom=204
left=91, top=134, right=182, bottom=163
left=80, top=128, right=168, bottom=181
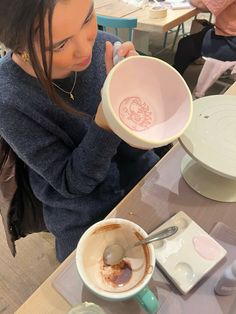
left=0, top=31, right=159, bottom=261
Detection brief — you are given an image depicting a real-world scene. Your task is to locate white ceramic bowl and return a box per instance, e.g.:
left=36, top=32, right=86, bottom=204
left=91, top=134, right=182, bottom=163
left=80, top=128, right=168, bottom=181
left=102, top=56, right=193, bottom=149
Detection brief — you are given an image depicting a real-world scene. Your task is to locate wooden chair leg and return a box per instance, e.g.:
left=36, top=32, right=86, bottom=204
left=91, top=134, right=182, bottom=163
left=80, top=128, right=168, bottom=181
left=163, top=32, right=168, bottom=48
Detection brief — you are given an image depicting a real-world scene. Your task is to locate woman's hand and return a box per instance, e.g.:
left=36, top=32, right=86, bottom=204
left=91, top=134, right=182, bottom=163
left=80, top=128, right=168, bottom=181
left=105, top=41, right=138, bottom=74
left=95, top=41, right=138, bottom=131
left=94, top=102, right=111, bottom=131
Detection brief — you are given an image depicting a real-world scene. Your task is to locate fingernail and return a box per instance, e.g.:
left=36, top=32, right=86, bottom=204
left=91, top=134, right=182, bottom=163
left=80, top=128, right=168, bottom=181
left=118, top=48, right=124, bottom=56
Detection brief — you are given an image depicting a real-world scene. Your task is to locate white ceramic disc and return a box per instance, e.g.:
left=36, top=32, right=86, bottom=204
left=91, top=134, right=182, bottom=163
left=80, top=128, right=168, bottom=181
left=181, top=154, right=236, bottom=202
left=180, top=95, right=236, bottom=179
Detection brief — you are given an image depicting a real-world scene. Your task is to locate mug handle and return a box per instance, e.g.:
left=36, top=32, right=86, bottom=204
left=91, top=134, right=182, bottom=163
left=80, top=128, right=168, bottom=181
left=135, top=286, right=159, bottom=314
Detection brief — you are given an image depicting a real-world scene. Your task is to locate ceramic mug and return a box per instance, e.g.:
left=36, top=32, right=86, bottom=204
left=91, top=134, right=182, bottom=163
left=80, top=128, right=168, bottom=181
left=76, top=218, right=159, bottom=314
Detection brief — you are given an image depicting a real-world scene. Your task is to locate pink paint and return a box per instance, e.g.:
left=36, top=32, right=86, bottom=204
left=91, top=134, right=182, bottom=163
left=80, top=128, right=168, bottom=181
left=192, top=236, right=221, bottom=260
left=119, top=96, right=153, bottom=131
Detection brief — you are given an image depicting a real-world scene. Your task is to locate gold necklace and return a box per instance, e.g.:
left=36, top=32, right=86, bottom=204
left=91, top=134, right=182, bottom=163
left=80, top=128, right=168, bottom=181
left=52, top=72, right=77, bottom=100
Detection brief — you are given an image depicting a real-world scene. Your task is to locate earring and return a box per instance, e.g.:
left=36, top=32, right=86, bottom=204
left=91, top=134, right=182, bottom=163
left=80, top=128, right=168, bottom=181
left=21, top=51, right=30, bottom=63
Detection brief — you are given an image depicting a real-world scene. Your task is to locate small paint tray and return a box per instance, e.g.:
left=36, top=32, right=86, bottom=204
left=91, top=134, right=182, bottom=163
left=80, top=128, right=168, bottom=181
left=150, top=211, right=227, bottom=295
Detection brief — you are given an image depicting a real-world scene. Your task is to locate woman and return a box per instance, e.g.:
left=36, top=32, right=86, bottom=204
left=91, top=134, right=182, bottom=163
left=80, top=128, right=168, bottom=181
left=173, top=0, right=236, bottom=75
left=0, top=0, right=160, bottom=261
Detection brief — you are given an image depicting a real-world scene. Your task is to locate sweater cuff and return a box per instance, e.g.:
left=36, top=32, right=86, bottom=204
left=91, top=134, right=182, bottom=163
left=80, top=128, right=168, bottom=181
left=84, top=121, right=122, bottom=156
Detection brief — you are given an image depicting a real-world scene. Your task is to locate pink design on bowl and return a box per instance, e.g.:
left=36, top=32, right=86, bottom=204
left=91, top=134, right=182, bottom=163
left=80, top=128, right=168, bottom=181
left=119, top=96, right=154, bottom=131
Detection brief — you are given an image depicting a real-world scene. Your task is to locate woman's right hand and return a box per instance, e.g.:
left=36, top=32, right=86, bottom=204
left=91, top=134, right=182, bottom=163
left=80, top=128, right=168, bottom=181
left=94, top=41, right=138, bottom=131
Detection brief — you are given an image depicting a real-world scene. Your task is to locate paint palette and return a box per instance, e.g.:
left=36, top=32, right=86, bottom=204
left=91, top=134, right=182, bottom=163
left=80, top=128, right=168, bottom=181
left=150, top=211, right=227, bottom=294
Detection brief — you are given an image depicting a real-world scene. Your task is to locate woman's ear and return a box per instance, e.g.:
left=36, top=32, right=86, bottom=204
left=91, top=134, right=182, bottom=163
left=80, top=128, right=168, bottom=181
left=21, top=51, right=30, bottom=63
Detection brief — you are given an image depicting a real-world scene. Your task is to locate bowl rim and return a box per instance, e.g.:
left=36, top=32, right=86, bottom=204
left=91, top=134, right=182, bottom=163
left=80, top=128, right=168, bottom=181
left=75, top=218, right=156, bottom=300
left=102, top=56, right=193, bottom=147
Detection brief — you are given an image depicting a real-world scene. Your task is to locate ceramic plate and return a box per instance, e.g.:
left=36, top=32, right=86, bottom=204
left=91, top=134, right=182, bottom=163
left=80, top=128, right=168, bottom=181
left=179, top=95, right=236, bottom=179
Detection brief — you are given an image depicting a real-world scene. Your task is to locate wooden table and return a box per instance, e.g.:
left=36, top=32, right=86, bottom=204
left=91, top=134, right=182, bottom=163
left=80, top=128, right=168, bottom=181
left=94, top=0, right=198, bottom=53
left=16, top=83, right=236, bottom=314
left=94, top=0, right=198, bottom=33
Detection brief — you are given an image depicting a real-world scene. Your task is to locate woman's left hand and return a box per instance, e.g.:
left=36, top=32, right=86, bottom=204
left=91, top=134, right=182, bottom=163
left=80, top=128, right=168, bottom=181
left=105, top=41, right=138, bottom=74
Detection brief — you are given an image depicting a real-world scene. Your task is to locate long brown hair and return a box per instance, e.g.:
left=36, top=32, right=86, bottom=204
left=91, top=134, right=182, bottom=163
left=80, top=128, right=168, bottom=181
left=0, top=0, right=78, bottom=114
left=0, top=0, right=80, bottom=195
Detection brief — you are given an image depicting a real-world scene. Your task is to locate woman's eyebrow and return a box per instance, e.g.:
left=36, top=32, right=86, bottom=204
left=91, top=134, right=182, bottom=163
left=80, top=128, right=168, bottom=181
left=50, top=2, right=94, bottom=49
left=84, top=2, right=94, bottom=24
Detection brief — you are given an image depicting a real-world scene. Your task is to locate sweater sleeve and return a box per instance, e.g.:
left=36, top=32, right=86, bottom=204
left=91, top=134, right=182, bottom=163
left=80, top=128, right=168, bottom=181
left=201, top=0, right=235, bottom=15
left=0, top=104, right=121, bottom=197
left=116, top=141, right=149, bottom=161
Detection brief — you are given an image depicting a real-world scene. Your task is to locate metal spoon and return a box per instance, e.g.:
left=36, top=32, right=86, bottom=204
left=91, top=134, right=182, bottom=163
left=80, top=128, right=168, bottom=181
left=103, top=226, right=178, bottom=266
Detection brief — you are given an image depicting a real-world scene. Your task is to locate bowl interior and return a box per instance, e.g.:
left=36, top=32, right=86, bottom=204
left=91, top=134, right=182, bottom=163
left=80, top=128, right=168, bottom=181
left=108, top=57, right=192, bottom=142
left=76, top=219, right=154, bottom=299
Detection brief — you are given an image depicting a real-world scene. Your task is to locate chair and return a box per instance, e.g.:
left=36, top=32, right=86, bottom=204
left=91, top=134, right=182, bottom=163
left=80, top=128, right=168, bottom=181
left=96, top=15, right=138, bottom=42
left=163, top=23, right=186, bottom=50
left=194, top=57, right=236, bottom=98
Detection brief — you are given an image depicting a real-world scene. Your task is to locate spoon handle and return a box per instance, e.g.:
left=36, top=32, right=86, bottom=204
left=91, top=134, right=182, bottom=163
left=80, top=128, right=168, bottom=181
left=134, top=226, right=178, bottom=246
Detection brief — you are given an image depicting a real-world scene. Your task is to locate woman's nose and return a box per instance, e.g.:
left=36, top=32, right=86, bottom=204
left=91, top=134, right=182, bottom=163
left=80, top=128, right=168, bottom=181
left=73, top=32, right=93, bottom=58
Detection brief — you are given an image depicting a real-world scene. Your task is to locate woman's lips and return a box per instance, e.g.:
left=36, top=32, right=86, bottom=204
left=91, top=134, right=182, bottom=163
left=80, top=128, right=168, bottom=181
left=76, top=56, right=91, bottom=66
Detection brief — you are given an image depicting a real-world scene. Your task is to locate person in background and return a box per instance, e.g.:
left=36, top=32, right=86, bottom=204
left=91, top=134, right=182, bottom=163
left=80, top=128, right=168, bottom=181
left=0, top=0, right=165, bottom=262
left=173, top=0, right=236, bottom=75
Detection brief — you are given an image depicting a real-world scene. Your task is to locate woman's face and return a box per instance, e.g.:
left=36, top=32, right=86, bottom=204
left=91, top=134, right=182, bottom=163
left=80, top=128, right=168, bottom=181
left=42, top=0, right=97, bottom=78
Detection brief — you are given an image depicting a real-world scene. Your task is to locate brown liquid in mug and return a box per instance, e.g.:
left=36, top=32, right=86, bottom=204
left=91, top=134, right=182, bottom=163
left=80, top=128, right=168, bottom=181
left=95, top=223, right=152, bottom=291
left=101, top=260, right=132, bottom=287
